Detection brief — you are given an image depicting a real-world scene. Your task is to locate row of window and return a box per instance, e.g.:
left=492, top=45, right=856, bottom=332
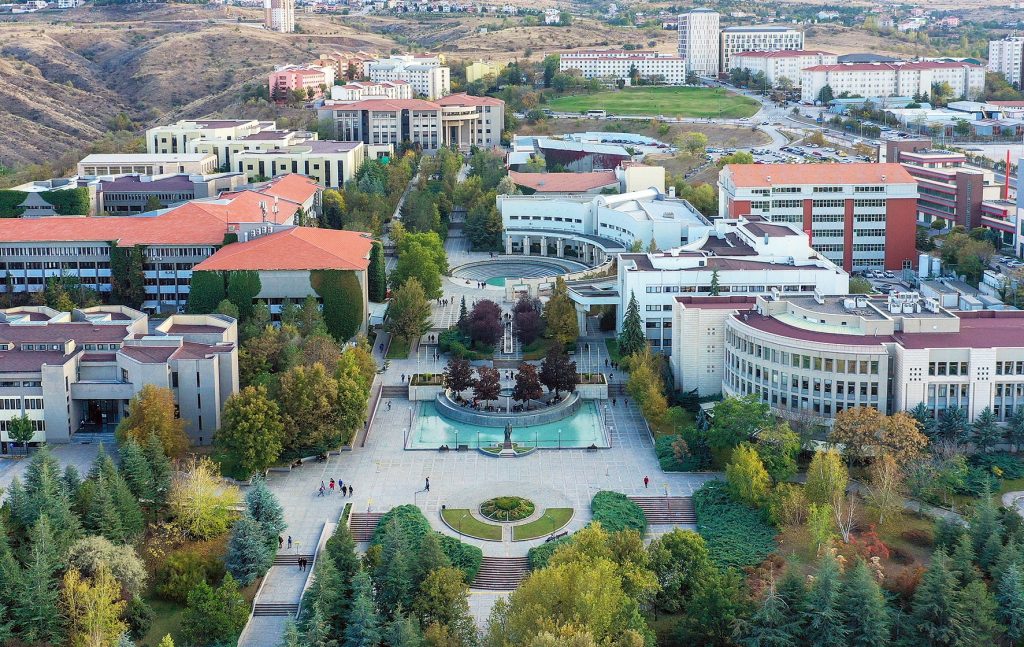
left=0, top=398, right=43, bottom=410
left=928, top=361, right=970, bottom=376
left=996, top=362, right=1024, bottom=375
left=0, top=247, right=109, bottom=257
left=0, top=381, right=42, bottom=388
left=0, top=419, right=44, bottom=432
left=727, top=330, right=881, bottom=374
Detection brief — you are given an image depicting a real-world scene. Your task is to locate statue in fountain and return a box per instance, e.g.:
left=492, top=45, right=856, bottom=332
left=503, top=420, right=513, bottom=448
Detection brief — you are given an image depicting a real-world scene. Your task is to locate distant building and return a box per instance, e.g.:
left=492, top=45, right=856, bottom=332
left=989, top=36, right=1024, bottom=88
left=465, top=60, right=505, bottom=83
left=800, top=61, right=986, bottom=104
left=265, top=0, right=295, bottom=32
left=365, top=54, right=450, bottom=99
left=329, top=80, right=414, bottom=101
left=77, top=154, right=219, bottom=178
left=677, top=9, right=720, bottom=76
left=718, top=25, right=804, bottom=75
left=730, top=50, right=836, bottom=87
left=507, top=170, right=619, bottom=194
left=558, top=49, right=688, bottom=85
left=95, top=173, right=247, bottom=215
left=269, top=66, right=330, bottom=100
left=544, top=8, right=560, bottom=24
left=233, top=141, right=386, bottom=188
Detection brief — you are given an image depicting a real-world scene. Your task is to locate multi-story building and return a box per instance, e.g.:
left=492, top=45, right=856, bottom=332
left=233, top=141, right=387, bottom=188
left=265, top=0, right=295, bottom=32
left=0, top=305, right=238, bottom=448
left=717, top=163, right=919, bottom=272
left=318, top=94, right=504, bottom=151
left=719, top=25, right=804, bottom=75
left=365, top=55, right=450, bottom=99
left=617, top=216, right=849, bottom=351
left=558, top=49, right=688, bottom=85
left=78, top=154, right=219, bottom=178
left=465, top=60, right=505, bottom=83
left=885, top=139, right=1003, bottom=229
left=269, top=66, right=331, bottom=100
left=330, top=80, right=413, bottom=101
left=800, top=61, right=986, bottom=103
left=147, top=119, right=275, bottom=167
left=675, top=291, right=1024, bottom=425
left=312, top=51, right=375, bottom=82
left=730, top=50, right=837, bottom=87
left=677, top=9, right=720, bottom=76
left=989, top=36, right=1024, bottom=89
left=95, top=173, right=248, bottom=215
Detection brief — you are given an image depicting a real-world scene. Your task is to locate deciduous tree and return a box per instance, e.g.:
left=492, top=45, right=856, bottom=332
left=182, top=574, right=249, bottom=647
left=474, top=366, right=501, bottom=407
left=513, top=363, right=544, bottom=408
left=387, top=278, right=432, bottom=344
left=116, top=385, right=189, bottom=458
left=755, top=422, right=800, bottom=482
left=543, top=278, right=579, bottom=346
left=707, top=395, right=770, bottom=451
left=278, top=363, right=340, bottom=453
left=444, top=358, right=475, bottom=393
left=467, top=299, right=503, bottom=347
left=216, top=385, right=285, bottom=476
left=539, top=343, right=576, bottom=397
left=63, top=564, right=127, bottom=647
left=413, top=567, right=476, bottom=646
left=829, top=406, right=884, bottom=464
left=863, top=453, right=904, bottom=526
left=168, top=457, right=241, bottom=541
left=726, top=443, right=771, bottom=507
left=805, top=449, right=848, bottom=505
left=369, top=241, right=387, bottom=302
left=879, top=411, right=928, bottom=466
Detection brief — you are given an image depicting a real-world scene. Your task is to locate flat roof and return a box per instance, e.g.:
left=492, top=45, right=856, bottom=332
left=724, top=162, right=915, bottom=187
left=80, top=153, right=213, bottom=164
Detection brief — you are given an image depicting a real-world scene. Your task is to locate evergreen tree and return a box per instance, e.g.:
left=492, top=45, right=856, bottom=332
left=14, top=515, right=64, bottom=644
left=344, top=571, right=381, bottom=647
left=118, top=633, right=136, bottom=647
left=997, top=562, right=1024, bottom=644
left=245, top=478, right=286, bottom=553
left=972, top=406, right=1001, bottom=453
left=971, top=490, right=1002, bottom=569
left=842, top=559, right=890, bottom=646
left=225, top=512, right=275, bottom=586
left=735, top=585, right=798, bottom=647
left=617, top=292, right=647, bottom=358
left=84, top=477, right=125, bottom=543
left=0, top=520, right=20, bottom=642
left=279, top=621, right=301, bottom=647
left=938, top=405, right=969, bottom=443
left=302, top=603, right=335, bottom=647
left=457, top=296, right=468, bottom=334
left=62, top=464, right=82, bottom=497
left=950, top=534, right=980, bottom=586
left=960, top=579, right=1000, bottom=645
left=909, top=402, right=938, bottom=439
left=7, top=445, right=82, bottom=553
left=710, top=269, right=721, bottom=296
left=320, top=523, right=359, bottom=634
left=776, top=563, right=806, bottom=636
left=368, top=241, right=387, bottom=303
left=119, top=440, right=155, bottom=504
left=909, top=551, right=976, bottom=646
left=801, top=553, right=848, bottom=647
left=374, top=520, right=415, bottom=614
left=142, top=432, right=173, bottom=509
left=182, top=574, right=249, bottom=647
left=1008, top=407, right=1024, bottom=452
left=414, top=531, right=450, bottom=586
left=385, top=614, right=424, bottom=647
left=301, top=557, right=343, bottom=641
left=95, top=448, right=145, bottom=541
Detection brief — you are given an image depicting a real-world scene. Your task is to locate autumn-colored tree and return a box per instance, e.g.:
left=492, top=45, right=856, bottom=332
left=879, top=411, right=928, bottom=466
left=543, top=277, right=579, bottom=346
left=63, top=564, right=127, bottom=647
left=829, top=406, right=885, bottom=464
left=805, top=449, right=848, bottom=505
left=278, top=363, right=340, bottom=454
left=725, top=443, right=771, bottom=507
left=215, top=386, right=285, bottom=477
left=513, top=363, right=544, bottom=408
left=474, top=366, right=501, bottom=406
left=863, top=453, right=904, bottom=526
left=169, top=457, right=241, bottom=540
left=116, top=385, right=189, bottom=458
left=444, top=358, right=475, bottom=394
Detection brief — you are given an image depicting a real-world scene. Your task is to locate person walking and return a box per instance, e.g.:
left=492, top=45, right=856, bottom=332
left=341, top=485, right=348, bottom=496
left=425, top=477, right=430, bottom=492
left=278, top=535, right=283, bottom=549
left=318, top=484, right=325, bottom=497
left=348, top=484, right=354, bottom=496
left=387, top=400, right=392, bottom=411
left=329, top=478, right=335, bottom=494
left=287, top=536, right=292, bottom=549
left=643, top=476, right=650, bottom=488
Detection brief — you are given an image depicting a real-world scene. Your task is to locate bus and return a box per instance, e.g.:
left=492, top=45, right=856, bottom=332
left=585, top=109, right=607, bottom=119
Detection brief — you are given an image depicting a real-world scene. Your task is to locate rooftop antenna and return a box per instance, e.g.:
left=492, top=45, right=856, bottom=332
left=259, top=200, right=267, bottom=223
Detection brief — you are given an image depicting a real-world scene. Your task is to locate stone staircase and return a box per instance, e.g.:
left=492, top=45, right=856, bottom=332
left=272, top=553, right=314, bottom=566
left=608, top=383, right=627, bottom=396
left=253, top=602, right=300, bottom=617
left=349, top=512, right=385, bottom=542
left=381, top=385, right=407, bottom=398
left=471, top=556, right=530, bottom=590
left=72, top=432, right=116, bottom=445
left=629, top=496, right=696, bottom=525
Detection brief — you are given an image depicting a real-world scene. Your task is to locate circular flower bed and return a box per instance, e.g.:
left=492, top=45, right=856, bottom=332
left=479, top=496, right=536, bottom=522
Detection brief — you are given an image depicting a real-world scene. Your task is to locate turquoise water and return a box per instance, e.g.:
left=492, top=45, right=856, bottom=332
left=485, top=277, right=506, bottom=287
left=409, top=401, right=606, bottom=449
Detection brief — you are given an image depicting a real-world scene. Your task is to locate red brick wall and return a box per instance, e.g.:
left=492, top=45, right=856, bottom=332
left=802, top=199, right=813, bottom=241
left=884, top=196, right=918, bottom=270
left=843, top=199, right=855, bottom=272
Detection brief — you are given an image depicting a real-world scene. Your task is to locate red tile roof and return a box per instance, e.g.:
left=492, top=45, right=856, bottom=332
left=724, top=163, right=915, bottom=188
left=193, top=227, right=373, bottom=272
left=508, top=170, right=618, bottom=193
left=256, top=174, right=320, bottom=205
left=436, top=93, right=505, bottom=107
left=731, top=49, right=835, bottom=58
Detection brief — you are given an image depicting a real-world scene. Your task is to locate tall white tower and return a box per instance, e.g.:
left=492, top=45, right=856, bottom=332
left=678, top=8, right=720, bottom=77
left=265, top=0, right=295, bottom=33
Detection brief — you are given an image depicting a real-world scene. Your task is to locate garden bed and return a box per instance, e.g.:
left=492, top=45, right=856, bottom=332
left=440, top=508, right=503, bottom=541
left=693, top=481, right=777, bottom=568
left=512, top=508, right=574, bottom=541
left=386, top=335, right=412, bottom=359
left=480, top=496, right=535, bottom=522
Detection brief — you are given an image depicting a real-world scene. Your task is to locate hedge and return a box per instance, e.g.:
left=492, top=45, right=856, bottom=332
left=693, top=481, right=777, bottom=568
left=41, top=188, right=90, bottom=215
left=0, top=191, right=26, bottom=218
left=368, top=241, right=387, bottom=303
left=109, top=245, right=146, bottom=308
left=312, top=269, right=362, bottom=341
left=370, top=504, right=482, bottom=582
left=591, top=490, right=647, bottom=535
left=438, top=533, right=482, bottom=582
left=226, top=270, right=261, bottom=321
left=187, top=271, right=226, bottom=314
left=527, top=535, right=571, bottom=570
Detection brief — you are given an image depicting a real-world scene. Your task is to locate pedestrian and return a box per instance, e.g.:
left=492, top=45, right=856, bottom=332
left=348, top=484, right=353, bottom=496
left=605, top=358, right=609, bottom=367
left=387, top=400, right=392, bottom=411
left=329, top=478, right=335, bottom=493
left=278, top=535, right=283, bottom=548
left=625, top=398, right=629, bottom=406
left=379, top=343, right=383, bottom=352
left=318, top=484, right=325, bottom=497
left=338, top=478, right=343, bottom=490
left=342, top=485, right=348, bottom=496
left=298, top=559, right=303, bottom=572
left=644, top=476, right=650, bottom=488
left=425, top=477, right=430, bottom=492
left=401, top=373, right=405, bottom=382
left=287, top=535, right=292, bottom=549
left=613, top=398, right=617, bottom=406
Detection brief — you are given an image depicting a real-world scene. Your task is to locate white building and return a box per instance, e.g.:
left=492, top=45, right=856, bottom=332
left=989, top=36, right=1024, bottom=88
left=619, top=216, right=849, bottom=351
left=365, top=54, right=451, bottom=100
left=730, top=50, right=837, bottom=87
left=77, top=154, right=219, bottom=178
left=719, top=25, right=804, bottom=75
left=558, top=50, right=688, bottom=85
left=544, top=7, right=560, bottom=24
left=329, top=80, right=414, bottom=101
left=56, top=0, right=84, bottom=8
left=265, top=0, right=295, bottom=32
left=678, top=9, right=720, bottom=76
left=801, top=61, right=986, bottom=104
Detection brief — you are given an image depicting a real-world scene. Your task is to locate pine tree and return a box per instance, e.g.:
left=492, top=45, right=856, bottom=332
left=457, top=296, right=468, bottom=334
left=385, top=614, right=424, bottom=647
left=225, top=512, right=274, bottom=586
left=950, top=534, right=980, bottom=586
left=119, top=439, right=155, bottom=503
left=710, top=269, right=721, bottom=296
left=302, top=603, right=335, bottom=647
left=14, top=515, right=64, bottom=644
left=971, top=490, right=1002, bottom=569
left=84, top=477, right=125, bottom=543
left=414, top=531, right=450, bottom=586
left=0, top=520, right=20, bottom=641
left=801, top=553, right=848, bottom=647
left=998, top=562, right=1024, bottom=643
left=736, top=584, right=798, bottom=647
left=909, top=402, right=938, bottom=439
left=279, top=621, right=301, bottom=647
left=8, top=446, right=81, bottom=553
left=617, top=291, right=647, bottom=359
left=245, top=478, right=286, bottom=553
left=96, top=449, right=145, bottom=541
left=321, top=523, right=359, bottom=634
left=962, top=579, right=1000, bottom=644
left=972, top=406, right=1001, bottom=453
left=369, top=241, right=387, bottom=303
left=1008, top=407, right=1024, bottom=452
left=375, top=520, right=415, bottom=614
left=776, top=563, right=806, bottom=637
left=344, top=571, right=381, bottom=647
left=909, top=550, right=976, bottom=646
left=143, top=432, right=173, bottom=509
left=842, top=559, right=891, bottom=646
left=301, top=557, right=343, bottom=642
left=62, top=464, right=82, bottom=497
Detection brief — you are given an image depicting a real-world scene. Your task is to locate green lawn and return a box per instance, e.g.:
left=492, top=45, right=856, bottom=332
left=604, top=338, right=621, bottom=364
left=441, top=509, right=503, bottom=541
left=386, top=335, right=412, bottom=359
left=546, top=87, right=760, bottom=119
left=512, top=508, right=574, bottom=541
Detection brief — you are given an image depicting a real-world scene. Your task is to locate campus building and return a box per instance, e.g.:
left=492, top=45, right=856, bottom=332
left=719, top=25, right=804, bottom=75
left=465, top=60, right=505, bottom=83
left=0, top=305, right=238, bottom=448
left=988, top=36, right=1024, bottom=88
left=718, top=163, right=919, bottom=272
left=233, top=141, right=385, bottom=189
left=330, top=80, right=414, bottom=101
left=147, top=119, right=283, bottom=168
left=265, top=0, right=295, bottom=32
left=78, top=154, right=219, bottom=178
left=677, top=9, right=720, bottom=76
left=269, top=65, right=332, bottom=100
left=672, top=291, right=1024, bottom=425
left=95, top=173, right=248, bottom=215
left=558, top=50, right=688, bottom=85
left=800, top=61, right=986, bottom=103
left=365, top=54, right=450, bottom=99
left=730, top=50, right=837, bottom=87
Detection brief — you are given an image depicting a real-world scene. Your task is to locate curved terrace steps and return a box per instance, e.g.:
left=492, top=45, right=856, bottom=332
left=629, top=496, right=696, bottom=525
left=349, top=512, right=385, bottom=542
left=471, top=556, right=530, bottom=590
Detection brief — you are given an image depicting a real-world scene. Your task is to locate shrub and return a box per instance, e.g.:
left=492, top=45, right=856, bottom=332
left=125, top=595, right=155, bottom=640
left=156, top=550, right=225, bottom=603
left=480, top=496, right=535, bottom=522
left=958, top=466, right=999, bottom=497
left=438, top=534, right=482, bottom=582
left=900, top=527, right=934, bottom=548
left=971, top=452, right=1024, bottom=480
left=371, top=504, right=481, bottom=582
left=655, top=434, right=706, bottom=471
left=527, top=536, right=571, bottom=570
left=766, top=483, right=808, bottom=527
left=889, top=546, right=915, bottom=565
left=693, top=481, right=777, bottom=568
left=591, top=491, right=647, bottom=534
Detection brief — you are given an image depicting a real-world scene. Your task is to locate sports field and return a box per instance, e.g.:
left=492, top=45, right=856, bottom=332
left=545, top=86, right=760, bottom=119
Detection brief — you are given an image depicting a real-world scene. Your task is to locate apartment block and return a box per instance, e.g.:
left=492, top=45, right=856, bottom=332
left=330, top=80, right=414, bottom=101
left=719, top=25, right=804, bottom=75
left=269, top=65, right=332, bottom=100
left=730, top=50, right=837, bottom=87
left=233, top=141, right=382, bottom=188
left=558, top=50, right=688, bottom=85
left=800, top=61, right=986, bottom=103
left=365, top=54, right=450, bottom=99
left=265, top=0, right=295, bottom=32
left=718, top=163, right=919, bottom=272
left=989, top=36, right=1024, bottom=88
left=677, top=9, right=720, bottom=76
left=0, top=305, right=238, bottom=447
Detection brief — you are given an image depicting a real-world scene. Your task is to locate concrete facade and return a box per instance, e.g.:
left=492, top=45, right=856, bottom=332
left=78, top=154, right=218, bottom=178
left=677, top=9, right=720, bottom=76
left=719, top=25, right=804, bottom=75
left=365, top=55, right=450, bottom=99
